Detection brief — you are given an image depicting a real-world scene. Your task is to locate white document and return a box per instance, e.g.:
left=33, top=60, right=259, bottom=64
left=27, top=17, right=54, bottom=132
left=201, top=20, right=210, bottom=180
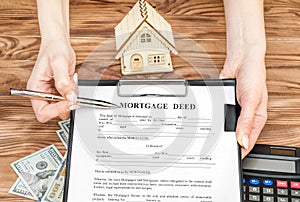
left=65, top=82, right=242, bottom=202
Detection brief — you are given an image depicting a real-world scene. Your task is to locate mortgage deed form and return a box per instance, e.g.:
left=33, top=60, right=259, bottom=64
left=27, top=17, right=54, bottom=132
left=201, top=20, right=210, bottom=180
left=64, top=80, right=242, bottom=202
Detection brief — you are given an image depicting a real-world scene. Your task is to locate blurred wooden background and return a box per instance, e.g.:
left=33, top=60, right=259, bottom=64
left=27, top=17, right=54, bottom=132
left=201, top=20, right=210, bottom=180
left=0, top=0, right=300, bottom=201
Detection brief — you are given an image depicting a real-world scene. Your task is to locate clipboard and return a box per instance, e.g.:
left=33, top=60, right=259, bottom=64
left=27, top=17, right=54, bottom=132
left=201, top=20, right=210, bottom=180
left=64, top=79, right=242, bottom=202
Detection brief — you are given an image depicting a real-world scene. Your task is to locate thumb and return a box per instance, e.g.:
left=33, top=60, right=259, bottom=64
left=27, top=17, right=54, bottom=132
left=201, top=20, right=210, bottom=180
left=51, top=56, right=76, bottom=101
left=219, top=68, right=235, bottom=79
left=236, top=102, right=258, bottom=150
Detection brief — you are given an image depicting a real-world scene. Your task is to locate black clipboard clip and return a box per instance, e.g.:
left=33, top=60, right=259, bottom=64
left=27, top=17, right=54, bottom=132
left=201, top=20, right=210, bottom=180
left=117, top=79, right=188, bottom=97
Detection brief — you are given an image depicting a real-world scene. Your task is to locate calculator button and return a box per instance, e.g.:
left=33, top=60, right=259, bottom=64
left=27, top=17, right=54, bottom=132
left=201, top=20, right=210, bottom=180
left=277, top=197, right=289, bottom=202
left=243, top=178, right=246, bottom=184
left=249, top=178, right=260, bottom=185
left=291, top=189, right=300, bottom=196
left=249, top=194, right=260, bottom=201
left=243, top=185, right=246, bottom=192
left=291, top=182, right=300, bottom=189
left=263, top=196, right=274, bottom=202
left=277, top=188, right=288, bottom=195
left=263, top=179, right=274, bottom=186
left=292, top=198, right=300, bottom=202
left=263, top=187, right=274, bottom=195
left=249, top=186, right=260, bottom=193
left=277, top=180, right=288, bottom=188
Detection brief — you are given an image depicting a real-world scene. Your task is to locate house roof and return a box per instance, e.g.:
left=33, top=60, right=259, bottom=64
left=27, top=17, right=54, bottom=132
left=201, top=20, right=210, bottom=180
left=114, top=0, right=176, bottom=56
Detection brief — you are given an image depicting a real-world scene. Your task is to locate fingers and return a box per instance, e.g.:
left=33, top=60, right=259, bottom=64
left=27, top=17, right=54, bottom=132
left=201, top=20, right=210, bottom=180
left=27, top=56, right=77, bottom=123
left=241, top=113, right=267, bottom=158
left=236, top=97, right=259, bottom=150
left=26, top=37, right=78, bottom=123
left=237, top=105, right=256, bottom=149
left=31, top=99, right=71, bottom=123
left=58, top=111, right=71, bottom=120
left=241, top=88, right=268, bottom=158
left=220, top=66, right=258, bottom=151
left=240, top=113, right=267, bottom=158
left=51, top=55, right=77, bottom=102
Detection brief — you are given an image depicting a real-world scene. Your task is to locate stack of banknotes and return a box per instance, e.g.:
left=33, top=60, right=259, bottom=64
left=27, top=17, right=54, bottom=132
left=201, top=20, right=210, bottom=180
left=9, top=120, right=70, bottom=202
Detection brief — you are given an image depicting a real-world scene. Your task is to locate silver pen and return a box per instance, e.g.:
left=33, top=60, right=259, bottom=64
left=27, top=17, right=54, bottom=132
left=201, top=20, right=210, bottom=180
left=10, top=88, right=120, bottom=109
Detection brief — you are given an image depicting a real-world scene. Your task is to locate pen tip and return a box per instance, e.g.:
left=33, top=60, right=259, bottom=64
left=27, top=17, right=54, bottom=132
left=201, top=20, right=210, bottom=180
left=114, top=105, right=121, bottom=109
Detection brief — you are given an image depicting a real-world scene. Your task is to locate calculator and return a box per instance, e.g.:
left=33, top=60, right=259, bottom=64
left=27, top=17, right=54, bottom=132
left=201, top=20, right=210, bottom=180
left=242, top=144, right=300, bottom=202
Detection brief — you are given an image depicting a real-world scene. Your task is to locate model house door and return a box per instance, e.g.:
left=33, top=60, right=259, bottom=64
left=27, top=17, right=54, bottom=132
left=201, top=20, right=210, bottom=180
left=131, top=54, right=143, bottom=71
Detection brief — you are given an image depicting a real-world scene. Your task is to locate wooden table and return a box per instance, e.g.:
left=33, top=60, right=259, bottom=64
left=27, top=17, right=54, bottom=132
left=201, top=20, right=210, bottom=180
left=0, top=0, right=300, bottom=201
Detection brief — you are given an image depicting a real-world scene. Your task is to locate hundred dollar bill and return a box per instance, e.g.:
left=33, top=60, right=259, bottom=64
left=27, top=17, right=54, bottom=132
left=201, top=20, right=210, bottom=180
left=56, top=129, right=69, bottom=149
left=58, top=119, right=70, bottom=135
left=42, top=160, right=66, bottom=202
left=9, top=178, right=36, bottom=200
left=11, top=145, right=64, bottom=200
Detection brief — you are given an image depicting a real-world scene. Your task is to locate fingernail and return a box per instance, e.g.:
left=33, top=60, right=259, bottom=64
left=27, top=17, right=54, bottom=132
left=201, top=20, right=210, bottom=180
left=66, top=91, right=77, bottom=103
left=242, top=136, right=249, bottom=150
left=73, top=73, right=78, bottom=85
left=69, top=104, right=80, bottom=110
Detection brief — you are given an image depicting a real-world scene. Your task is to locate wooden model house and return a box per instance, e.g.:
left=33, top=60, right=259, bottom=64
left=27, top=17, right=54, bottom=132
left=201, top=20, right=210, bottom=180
left=115, top=0, right=178, bottom=75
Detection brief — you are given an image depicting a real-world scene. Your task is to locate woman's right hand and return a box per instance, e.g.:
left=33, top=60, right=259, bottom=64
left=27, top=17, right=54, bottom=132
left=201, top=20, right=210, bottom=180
left=27, top=34, right=77, bottom=123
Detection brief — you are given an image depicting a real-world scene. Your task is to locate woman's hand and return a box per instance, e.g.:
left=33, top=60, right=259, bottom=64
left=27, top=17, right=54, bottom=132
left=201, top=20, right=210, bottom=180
left=220, top=50, right=268, bottom=158
left=223, top=0, right=267, bottom=158
left=27, top=35, right=77, bottom=123
left=27, top=0, right=77, bottom=123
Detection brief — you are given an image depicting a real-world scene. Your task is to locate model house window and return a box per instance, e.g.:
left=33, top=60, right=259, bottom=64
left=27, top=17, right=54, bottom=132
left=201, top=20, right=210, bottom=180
left=148, top=54, right=166, bottom=65
left=141, top=33, right=151, bottom=43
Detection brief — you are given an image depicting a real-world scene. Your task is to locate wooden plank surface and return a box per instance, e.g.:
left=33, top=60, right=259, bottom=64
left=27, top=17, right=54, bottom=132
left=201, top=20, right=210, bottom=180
left=1, top=0, right=300, bottom=201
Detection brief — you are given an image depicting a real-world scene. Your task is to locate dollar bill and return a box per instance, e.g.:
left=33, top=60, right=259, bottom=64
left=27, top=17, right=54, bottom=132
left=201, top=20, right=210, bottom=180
left=58, top=119, right=70, bottom=135
left=42, top=160, right=66, bottom=202
left=11, top=145, right=64, bottom=201
left=56, top=129, right=69, bottom=149
left=9, top=178, right=36, bottom=200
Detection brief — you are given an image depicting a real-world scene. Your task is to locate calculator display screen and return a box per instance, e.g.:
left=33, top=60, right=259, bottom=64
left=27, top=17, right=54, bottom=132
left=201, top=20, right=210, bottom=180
left=242, top=158, right=296, bottom=173
left=270, top=147, right=296, bottom=156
